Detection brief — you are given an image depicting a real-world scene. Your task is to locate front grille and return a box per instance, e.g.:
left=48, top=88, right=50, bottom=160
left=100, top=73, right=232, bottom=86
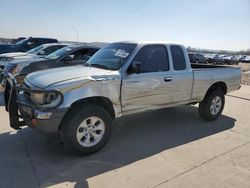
left=0, top=57, right=13, bottom=62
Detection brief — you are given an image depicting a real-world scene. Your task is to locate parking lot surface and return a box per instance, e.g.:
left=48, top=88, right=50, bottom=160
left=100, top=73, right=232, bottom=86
left=0, top=86, right=250, bottom=188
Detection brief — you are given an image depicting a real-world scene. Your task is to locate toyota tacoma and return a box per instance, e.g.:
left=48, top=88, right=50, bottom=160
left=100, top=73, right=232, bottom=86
left=7, top=42, right=241, bottom=154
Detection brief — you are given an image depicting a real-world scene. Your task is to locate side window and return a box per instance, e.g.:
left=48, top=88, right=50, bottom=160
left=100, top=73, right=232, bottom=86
left=133, top=45, right=169, bottom=73
left=57, top=45, right=65, bottom=51
left=74, top=49, right=91, bottom=62
left=170, top=45, right=186, bottom=70
left=43, top=46, right=58, bottom=55
left=64, top=49, right=91, bottom=62
left=25, top=38, right=38, bottom=49
left=31, top=38, right=39, bottom=45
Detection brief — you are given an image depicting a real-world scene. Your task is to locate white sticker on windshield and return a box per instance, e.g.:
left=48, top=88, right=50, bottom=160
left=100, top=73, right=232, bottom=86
left=114, top=49, right=129, bottom=58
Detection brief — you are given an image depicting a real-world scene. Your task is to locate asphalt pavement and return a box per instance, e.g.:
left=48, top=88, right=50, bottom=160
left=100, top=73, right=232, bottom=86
left=0, top=86, right=250, bottom=188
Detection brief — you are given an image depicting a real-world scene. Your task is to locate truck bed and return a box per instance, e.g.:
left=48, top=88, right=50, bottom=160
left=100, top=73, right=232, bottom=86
left=191, top=63, right=233, bottom=69
left=190, top=63, right=241, bottom=102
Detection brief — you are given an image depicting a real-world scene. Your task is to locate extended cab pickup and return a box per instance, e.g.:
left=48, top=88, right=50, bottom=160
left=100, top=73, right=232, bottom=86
left=7, top=42, right=241, bottom=155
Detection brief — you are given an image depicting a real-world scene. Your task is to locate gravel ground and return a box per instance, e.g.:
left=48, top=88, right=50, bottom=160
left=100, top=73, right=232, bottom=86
left=239, top=63, right=250, bottom=85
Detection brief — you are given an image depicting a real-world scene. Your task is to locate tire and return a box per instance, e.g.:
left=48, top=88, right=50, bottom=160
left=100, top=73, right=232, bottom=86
left=198, top=89, right=225, bottom=121
left=61, top=104, right=112, bottom=155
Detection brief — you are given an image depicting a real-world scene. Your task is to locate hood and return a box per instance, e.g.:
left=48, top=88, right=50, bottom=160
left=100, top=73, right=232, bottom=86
left=0, top=57, right=44, bottom=66
left=0, top=52, right=27, bottom=58
left=26, top=65, right=113, bottom=89
left=0, top=44, right=19, bottom=53
left=0, top=52, right=30, bottom=62
left=10, top=53, right=37, bottom=60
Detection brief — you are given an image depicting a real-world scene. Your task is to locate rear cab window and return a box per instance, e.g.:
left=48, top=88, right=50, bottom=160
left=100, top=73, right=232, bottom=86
left=170, top=45, right=186, bottom=71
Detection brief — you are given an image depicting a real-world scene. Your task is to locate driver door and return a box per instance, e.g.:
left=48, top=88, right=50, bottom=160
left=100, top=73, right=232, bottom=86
left=121, top=45, right=174, bottom=113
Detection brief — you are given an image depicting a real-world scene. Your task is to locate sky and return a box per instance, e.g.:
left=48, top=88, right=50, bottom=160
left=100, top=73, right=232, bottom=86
left=0, top=0, right=249, bottom=51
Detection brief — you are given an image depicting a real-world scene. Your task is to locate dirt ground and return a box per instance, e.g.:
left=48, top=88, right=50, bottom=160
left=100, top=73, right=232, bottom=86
left=239, top=63, right=250, bottom=85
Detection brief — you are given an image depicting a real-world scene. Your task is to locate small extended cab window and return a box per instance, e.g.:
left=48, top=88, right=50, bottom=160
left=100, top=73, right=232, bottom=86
left=133, top=45, right=169, bottom=73
left=170, top=45, right=186, bottom=70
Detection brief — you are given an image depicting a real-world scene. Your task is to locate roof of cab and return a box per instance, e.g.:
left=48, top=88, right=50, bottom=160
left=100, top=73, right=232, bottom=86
left=112, top=41, right=184, bottom=47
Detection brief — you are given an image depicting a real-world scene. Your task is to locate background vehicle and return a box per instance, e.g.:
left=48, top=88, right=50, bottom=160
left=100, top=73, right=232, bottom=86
left=205, top=54, right=216, bottom=64
left=188, top=53, right=207, bottom=64
left=2, top=44, right=100, bottom=82
left=222, top=55, right=239, bottom=65
left=10, top=37, right=26, bottom=44
left=241, top=56, right=250, bottom=63
left=0, top=37, right=58, bottom=54
left=209, top=54, right=225, bottom=64
left=3, top=44, right=101, bottom=108
left=0, top=43, right=67, bottom=66
left=235, top=55, right=246, bottom=62
left=7, top=42, right=241, bottom=155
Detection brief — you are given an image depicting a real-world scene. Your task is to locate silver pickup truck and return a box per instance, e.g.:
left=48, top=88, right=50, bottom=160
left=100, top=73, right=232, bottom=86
left=7, top=42, right=241, bottom=154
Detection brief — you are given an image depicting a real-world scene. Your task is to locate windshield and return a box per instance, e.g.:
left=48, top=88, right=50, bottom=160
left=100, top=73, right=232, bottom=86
left=45, top=47, right=73, bottom=59
left=10, top=37, right=26, bottom=44
left=87, top=43, right=137, bottom=70
left=27, top=45, right=44, bottom=54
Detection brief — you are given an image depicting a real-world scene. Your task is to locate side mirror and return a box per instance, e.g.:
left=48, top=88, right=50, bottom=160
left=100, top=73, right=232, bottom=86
left=37, top=50, right=45, bottom=55
left=128, top=61, right=141, bottom=74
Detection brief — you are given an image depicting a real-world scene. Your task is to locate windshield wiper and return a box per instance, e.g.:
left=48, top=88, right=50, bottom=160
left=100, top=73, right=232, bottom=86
left=88, top=63, right=113, bottom=70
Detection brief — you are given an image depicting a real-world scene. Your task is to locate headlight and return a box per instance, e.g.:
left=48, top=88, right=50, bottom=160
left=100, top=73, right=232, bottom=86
left=31, top=93, right=46, bottom=105
left=15, top=74, right=25, bottom=84
left=30, top=91, right=62, bottom=107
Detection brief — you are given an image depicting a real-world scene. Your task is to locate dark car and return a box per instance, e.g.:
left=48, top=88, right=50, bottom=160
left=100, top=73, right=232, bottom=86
left=241, top=56, right=250, bottom=63
left=205, top=54, right=215, bottom=64
left=188, top=53, right=207, bottom=64
left=207, top=54, right=225, bottom=64
left=10, top=37, right=26, bottom=44
left=2, top=44, right=100, bottom=83
left=235, top=55, right=246, bottom=62
left=222, top=56, right=239, bottom=65
left=0, top=43, right=68, bottom=67
left=0, top=37, right=58, bottom=54
left=2, top=44, right=101, bottom=110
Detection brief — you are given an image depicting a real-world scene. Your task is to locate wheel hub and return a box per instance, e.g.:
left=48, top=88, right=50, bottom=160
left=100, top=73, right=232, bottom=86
left=76, top=116, right=105, bottom=147
left=210, top=96, right=222, bottom=115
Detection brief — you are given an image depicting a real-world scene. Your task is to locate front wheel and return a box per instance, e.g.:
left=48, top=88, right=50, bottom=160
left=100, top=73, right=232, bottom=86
left=61, top=104, right=112, bottom=155
left=198, top=89, right=225, bottom=121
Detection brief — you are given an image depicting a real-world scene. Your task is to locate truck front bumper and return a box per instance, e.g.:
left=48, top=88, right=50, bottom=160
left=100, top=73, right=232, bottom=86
left=7, top=74, right=67, bottom=134
left=9, top=89, right=68, bottom=133
left=19, top=105, right=68, bottom=134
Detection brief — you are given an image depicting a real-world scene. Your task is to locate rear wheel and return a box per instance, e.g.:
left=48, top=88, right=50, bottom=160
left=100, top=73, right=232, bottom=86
left=198, top=89, right=225, bottom=121
left=61, top=104, right=112, bottom=155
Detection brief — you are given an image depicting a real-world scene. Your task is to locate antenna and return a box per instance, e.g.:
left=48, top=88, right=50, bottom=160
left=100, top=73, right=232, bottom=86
left=72, top=26, right=78, bottom=44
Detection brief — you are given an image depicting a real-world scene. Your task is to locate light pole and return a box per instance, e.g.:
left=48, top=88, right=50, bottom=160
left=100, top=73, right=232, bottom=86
left=72, top=26, right=78, bottom=43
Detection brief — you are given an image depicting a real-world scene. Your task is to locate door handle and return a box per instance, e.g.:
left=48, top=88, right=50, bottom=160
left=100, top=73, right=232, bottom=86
left=164, top=77, right=172, bottom=82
